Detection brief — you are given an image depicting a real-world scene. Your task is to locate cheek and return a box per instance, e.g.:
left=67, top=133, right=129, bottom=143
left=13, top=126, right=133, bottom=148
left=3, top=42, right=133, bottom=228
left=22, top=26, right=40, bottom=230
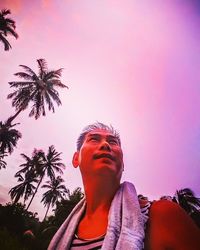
left=116, top=149, right=123, bottom=160
left=115, top=151, right=123, bottom=166
left=79, top=147, right=92, bottom=163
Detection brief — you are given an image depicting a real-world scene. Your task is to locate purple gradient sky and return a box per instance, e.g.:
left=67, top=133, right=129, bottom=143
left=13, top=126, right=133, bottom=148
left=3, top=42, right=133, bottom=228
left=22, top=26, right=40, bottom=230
left=0, top=0, right=200, bottom=220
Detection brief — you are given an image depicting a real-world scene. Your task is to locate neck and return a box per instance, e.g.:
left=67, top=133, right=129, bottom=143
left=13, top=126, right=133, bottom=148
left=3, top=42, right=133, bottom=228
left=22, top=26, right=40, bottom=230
left=82, top=175, right=120, bottom=215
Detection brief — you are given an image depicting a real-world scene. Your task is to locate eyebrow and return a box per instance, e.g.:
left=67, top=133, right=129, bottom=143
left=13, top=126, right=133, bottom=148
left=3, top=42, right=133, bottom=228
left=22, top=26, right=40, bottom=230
left=87, top=133, right=119, bottom=141
left=87, top=133, right=101, bottom=137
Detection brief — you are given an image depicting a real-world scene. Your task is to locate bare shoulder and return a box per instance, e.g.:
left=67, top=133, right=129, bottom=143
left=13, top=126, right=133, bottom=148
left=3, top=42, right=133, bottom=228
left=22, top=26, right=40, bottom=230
left=144, top=200, right=200, bottom=250
left=150, top=199, right=186, bottom=218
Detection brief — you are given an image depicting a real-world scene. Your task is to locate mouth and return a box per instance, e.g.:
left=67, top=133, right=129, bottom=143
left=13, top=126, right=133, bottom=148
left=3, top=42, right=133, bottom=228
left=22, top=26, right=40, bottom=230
left=93, top=153, right=115, bottom=161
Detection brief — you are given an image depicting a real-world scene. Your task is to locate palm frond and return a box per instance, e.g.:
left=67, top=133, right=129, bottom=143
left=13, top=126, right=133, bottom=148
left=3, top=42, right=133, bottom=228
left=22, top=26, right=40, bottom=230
left=3, top=25, right=18, bottom=38
left=19, top=65, right=38, bottom=80
left=44, top=92, right=55, bottom=112
left=0, top=155, right=7, bottom=169
left=8, top=81, right=35, bottom=88
left=14, top=72, right=34, bottom=80
left=47, top=88, right=62, bottom=106
left=0, top=32, right=11, bottom=50
left=0, top=9, right=11, bottom=16
left=37, top=58, right=48, bottom=77
left=50, top=79, right=68, bottom=88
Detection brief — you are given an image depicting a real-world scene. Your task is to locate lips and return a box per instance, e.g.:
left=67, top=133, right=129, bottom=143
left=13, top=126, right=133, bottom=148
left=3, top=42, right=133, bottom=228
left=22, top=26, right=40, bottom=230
left=93, top=153, right=115, bottom=161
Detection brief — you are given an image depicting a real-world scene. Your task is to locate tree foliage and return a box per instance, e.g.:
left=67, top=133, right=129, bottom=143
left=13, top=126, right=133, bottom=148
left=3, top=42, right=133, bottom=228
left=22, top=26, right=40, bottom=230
left=9, top=146, right=65, bottom=211
left=7, top=59, right=68, bottom=123
left=0, top=120, right=22, bottom=155
left=41, top=176, right=68, bottom=220
left=0, top=9, right=18, bottom=51
left=9, top=172, right=38, bottom=204
left=53, top=187, right=84, bottom=227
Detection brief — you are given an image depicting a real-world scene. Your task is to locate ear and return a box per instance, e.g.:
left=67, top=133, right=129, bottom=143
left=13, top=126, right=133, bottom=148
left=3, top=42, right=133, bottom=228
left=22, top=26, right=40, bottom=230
left=72, top=152, right=79, bottom=168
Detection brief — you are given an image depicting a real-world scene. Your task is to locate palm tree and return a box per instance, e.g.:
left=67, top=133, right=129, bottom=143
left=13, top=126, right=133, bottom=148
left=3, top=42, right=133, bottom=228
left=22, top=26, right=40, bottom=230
left=0, top=9, right=18, bottom=51
left=10, top=149, right=44, bottom=208
left=53, top=187, right=84, bottom=227
left=0, top=119, right=22, bottom=155
left=174, top=188, right=200, bottom=215
left=26, top=145, right=65, bottom=210
left=15, top=149, right=45, bottom=178
left=0, top=152, right=7, bottom=169
left=68, top=187, right=84, bottom=203
left=7, top=59, right=68, bottom=124
left=9, top=172, right=38, bottom=204
left=41, top=176, right=68, bottom=220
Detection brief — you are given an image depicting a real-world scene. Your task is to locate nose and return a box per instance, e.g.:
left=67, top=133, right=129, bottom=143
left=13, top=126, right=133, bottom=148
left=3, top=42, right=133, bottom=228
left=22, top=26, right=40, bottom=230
left=99, top=140, right=111, bottom=151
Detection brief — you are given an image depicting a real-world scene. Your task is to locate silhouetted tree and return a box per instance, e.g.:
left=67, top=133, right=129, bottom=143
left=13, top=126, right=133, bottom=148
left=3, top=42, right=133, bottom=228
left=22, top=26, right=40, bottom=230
left=41, top=176, right=68, bottom=221
left=53, top=187, right=84, bottom=227
left=68, top=187, right=84, bottom=203
left=0, top=120, right=21, bottom=155
left=0, top=9, right=18, bottom=51
left=15, top=149, right=45, bottom=179
left=9, top=172, right=38, bottom=204
left=26, top=146, right=65, bottom=210
left=0, top=203, right=39, bottom=236
left=0, top=203, right=39, bottom=249
left=7, top=59, right=68, bottom=124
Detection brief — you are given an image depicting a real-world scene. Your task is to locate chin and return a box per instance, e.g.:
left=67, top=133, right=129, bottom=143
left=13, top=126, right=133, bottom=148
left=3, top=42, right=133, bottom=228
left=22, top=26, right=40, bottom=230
left=96, top=164, right=120, bottom=177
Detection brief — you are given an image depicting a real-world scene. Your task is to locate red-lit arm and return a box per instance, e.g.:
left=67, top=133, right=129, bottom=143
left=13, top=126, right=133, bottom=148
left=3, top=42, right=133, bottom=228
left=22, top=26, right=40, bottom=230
left=144, top=200, right=200, bottom=250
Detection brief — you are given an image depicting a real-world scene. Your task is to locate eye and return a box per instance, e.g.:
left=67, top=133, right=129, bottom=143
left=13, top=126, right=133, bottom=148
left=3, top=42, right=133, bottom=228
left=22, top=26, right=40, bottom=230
left=89, top=137, right=99, bottom=142
left=109, top=139, right=118, bottom=145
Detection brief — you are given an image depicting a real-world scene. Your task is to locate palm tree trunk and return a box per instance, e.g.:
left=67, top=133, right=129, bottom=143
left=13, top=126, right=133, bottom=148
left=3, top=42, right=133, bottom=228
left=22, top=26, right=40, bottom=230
left=7, top=108, right=23, bottom=125
left=7, top=91, right=37, bottom=125
left=26, top=173, right=44, bottom=211
left=43, top=203, right=51, bottom=221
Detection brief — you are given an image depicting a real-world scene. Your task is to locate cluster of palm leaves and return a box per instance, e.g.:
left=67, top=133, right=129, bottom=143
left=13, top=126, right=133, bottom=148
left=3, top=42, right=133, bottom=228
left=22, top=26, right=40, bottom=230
left=0, top=120, right=22, bottom=169
left=7, top=58, right=68, bottom=124
left=9, top=146, right=68, bottom=220
left=0, top=58, right=68, bottom=163
left=0, top=9, right=18, bottom=51
left=0, top=120, right=22, bottom=155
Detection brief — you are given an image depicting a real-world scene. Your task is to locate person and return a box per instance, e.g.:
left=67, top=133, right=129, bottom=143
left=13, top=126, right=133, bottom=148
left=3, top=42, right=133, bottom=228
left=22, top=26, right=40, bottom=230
left=48, top=122, right=200, bottom=250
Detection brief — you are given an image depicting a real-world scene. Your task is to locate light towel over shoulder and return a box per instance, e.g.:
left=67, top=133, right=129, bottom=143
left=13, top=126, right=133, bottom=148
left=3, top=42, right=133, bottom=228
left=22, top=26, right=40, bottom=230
left=48, top=182, right=148, bottom=250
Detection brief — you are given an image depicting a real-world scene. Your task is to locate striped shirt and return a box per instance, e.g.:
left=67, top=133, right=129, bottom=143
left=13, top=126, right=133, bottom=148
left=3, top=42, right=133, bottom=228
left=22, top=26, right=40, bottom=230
left=70, top=200, right=151, bottom=250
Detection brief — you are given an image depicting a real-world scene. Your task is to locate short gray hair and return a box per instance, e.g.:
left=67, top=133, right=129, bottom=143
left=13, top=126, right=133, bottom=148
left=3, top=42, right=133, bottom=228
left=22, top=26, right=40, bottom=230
left=76, top=122, right=121, bottom=151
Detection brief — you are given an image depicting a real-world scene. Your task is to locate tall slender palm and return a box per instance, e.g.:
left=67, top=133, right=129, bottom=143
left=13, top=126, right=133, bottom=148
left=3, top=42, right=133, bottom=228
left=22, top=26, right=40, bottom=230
left=0, top=119, right=22, bottom=155
left=7, top=59, right=68, bottom=124
left=26, top=145, right=65, bottom=210
left=174, top=188, right=200, bottom=214
left=0, top=152, right=7, bottom=169
left=41, top=176, right=68, bottom=220
left=0, top=9, right=18, bottom=51
left=9, top=172, right=38, bottom=204
left=10, top=149, right=44, bottom=209
left=15, top=149, right=45, bottom=178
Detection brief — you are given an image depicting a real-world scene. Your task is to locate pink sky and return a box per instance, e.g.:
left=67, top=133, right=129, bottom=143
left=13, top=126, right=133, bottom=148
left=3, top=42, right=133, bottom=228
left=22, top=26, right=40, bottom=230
left=0, top=0, right=200, bottom=220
